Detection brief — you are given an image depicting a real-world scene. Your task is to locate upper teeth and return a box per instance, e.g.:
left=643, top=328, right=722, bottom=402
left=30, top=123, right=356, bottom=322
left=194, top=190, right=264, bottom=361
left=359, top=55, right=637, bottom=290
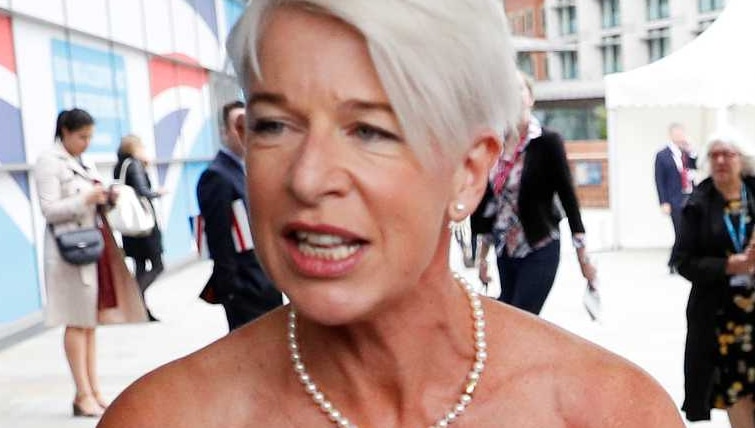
left=295, top=231, right=348, bottom=246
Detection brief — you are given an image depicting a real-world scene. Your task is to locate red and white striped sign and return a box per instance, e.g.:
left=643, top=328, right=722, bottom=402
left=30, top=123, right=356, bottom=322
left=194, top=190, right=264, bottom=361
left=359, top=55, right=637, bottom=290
left=230, top=199, right=254, bottom=252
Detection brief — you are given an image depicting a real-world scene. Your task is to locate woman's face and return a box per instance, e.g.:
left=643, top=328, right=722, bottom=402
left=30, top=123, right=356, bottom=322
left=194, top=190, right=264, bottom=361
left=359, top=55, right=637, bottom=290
left=61, top=125, right=94, bottom=157
left=133, top=143, right=149, bottom=163
left=245, top=7, right=457, bottom=323
left=708, top=141, right=742, bottom=187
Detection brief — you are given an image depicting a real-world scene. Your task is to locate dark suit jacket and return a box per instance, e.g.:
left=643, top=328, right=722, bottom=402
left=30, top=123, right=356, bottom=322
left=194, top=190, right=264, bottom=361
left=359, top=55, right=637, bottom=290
left=196, top=150, right=281, bottom=312
left=655, top=146, right=697, bottom=210
left=676, top=176, right=755, bottom=421
left=471, top=128, right=584, bottom=245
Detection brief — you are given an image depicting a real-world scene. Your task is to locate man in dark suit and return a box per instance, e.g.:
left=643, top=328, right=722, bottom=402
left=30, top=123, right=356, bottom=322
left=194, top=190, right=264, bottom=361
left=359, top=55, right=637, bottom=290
left=196, top=100, right=282, bottom=330
left=655, top=123, right=697, bottom=273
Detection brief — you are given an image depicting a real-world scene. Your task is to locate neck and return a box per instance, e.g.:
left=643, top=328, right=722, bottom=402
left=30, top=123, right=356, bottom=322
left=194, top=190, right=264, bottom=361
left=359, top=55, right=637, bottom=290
left=715, top=178, right=743, bottom=199
left=291, top=267, right=476, bottom=424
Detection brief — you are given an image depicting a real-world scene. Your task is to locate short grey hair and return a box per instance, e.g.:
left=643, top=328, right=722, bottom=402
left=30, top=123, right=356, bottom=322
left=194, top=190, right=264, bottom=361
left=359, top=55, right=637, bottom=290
left=226, top=0, right=521, bottom=160
left=704, top=127, right=755, bottom=177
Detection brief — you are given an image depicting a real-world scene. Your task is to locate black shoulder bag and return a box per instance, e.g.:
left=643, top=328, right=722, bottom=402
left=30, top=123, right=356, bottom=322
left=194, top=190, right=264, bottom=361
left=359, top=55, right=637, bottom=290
left=50, top=223, right=104, bottom=265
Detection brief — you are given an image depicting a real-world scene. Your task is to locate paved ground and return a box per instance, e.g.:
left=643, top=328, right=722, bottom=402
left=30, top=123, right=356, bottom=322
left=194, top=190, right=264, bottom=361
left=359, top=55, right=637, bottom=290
left=0, top=242, right=734, bottom=427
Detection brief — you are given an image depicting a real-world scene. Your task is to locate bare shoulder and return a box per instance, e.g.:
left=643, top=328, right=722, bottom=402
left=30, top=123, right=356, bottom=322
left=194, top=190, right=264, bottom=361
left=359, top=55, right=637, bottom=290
left=481, top=300, right=684, bottom=428
left=97, top=310, right=291, bottom=428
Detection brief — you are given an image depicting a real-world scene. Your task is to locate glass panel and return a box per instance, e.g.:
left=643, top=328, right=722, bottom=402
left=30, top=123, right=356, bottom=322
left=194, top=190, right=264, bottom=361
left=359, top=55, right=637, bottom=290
left=534, top=107, right=604, bottom=140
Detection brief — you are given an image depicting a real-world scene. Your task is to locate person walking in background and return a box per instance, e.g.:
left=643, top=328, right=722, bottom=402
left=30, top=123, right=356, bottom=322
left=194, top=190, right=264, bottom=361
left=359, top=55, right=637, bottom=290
left=676, top=129, right=755, bottom=426
left=476, top=71, right=597, bottom=315
left=35, top=109, right=121, bottom=417
left=196, top=100, right=282, bottom=331
left=114, top=134, right=166, bottom=322
left=655, top=122, right=697, bottom=273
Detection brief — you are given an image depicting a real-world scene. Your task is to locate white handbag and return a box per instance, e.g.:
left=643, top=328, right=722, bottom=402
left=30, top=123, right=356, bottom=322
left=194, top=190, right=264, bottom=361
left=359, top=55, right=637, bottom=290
left=107, top=158, right=156, bottom=237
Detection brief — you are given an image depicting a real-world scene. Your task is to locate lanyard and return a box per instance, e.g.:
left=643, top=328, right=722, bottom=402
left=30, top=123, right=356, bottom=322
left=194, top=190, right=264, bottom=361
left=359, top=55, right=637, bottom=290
left=724, top=186, right=749, bottom=253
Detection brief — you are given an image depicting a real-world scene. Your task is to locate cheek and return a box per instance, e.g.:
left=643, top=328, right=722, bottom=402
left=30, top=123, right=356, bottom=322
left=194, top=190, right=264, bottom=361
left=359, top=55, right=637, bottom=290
left=246, top=154, right=285, bottom=224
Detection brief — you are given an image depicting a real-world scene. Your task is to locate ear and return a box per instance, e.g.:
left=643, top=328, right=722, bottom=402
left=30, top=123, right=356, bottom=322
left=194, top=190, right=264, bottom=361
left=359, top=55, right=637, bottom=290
left=234, top=111, right=247, bottom=140
left=448, top=131, right=502, bottom=221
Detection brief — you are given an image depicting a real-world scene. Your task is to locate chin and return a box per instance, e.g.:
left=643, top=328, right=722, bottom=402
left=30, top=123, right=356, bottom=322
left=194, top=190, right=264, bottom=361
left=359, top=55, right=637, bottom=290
left=287, top=286, right=375, bottom=326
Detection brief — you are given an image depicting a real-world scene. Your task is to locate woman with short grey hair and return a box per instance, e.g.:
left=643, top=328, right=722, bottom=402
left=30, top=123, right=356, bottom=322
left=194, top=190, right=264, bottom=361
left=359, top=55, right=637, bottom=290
left=99, top=2, right=682, bottom=427
left=677, top=127, right=755, bottom=425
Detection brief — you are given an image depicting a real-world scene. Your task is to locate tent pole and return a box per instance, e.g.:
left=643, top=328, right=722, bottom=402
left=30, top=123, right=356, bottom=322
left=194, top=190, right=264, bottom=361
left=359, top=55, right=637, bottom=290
left=606, top=107, right=620, bottom=251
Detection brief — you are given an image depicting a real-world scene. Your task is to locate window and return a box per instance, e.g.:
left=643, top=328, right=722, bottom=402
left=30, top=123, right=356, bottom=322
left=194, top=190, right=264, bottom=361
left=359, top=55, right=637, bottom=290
left=647, top=27, right=670, bottom=62
left=601, top=36, right=622, bottom=74
left=558, top=6, right=577, bottom=35
left=534, top=106, right=605, bottom=141
left=601, top=0, right=620, bottom=28
left=699, top=0, right=726, bottom=13
left=559, top=51, right=578, bottom=80
left=541, top=8, right=547, bottom=34
left=517, top=52, right=534, bottom=77
left=574, top=161, right=604, bottom=186
left=524, top=10, right=534, bottom=35
left=697, top=18, right=716, bottom=34
left=515, top=14, right=525, bottom=34
left=647, top=0, right=669, bottom=21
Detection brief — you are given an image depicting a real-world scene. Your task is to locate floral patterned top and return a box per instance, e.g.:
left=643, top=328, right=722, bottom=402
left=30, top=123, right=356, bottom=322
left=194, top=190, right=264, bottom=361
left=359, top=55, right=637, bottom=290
left=488, top=117, right=560, bottom=258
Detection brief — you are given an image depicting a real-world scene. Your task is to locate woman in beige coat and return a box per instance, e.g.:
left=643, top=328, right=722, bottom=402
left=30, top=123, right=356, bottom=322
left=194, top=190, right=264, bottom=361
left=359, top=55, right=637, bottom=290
left=35, top=108, right=112, bottom=417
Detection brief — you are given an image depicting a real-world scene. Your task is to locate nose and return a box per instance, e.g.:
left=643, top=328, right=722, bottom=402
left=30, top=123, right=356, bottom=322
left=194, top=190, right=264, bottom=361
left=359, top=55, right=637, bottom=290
left=286, top=128, right=351, bottom=206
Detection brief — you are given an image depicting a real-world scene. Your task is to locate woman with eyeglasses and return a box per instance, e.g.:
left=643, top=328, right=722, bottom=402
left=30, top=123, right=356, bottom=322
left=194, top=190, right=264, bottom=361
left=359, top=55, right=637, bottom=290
left=676, top=128, right=755, bottom=426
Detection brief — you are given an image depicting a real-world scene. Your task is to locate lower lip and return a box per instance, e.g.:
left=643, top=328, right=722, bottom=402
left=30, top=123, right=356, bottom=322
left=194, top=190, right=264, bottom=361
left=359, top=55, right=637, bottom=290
left=284, top=239, right=366, bottom=278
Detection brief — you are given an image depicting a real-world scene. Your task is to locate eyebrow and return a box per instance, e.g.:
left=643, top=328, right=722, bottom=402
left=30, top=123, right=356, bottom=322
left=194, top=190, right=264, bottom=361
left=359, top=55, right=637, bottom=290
left=248, top=92, right=287, bottom=106
left=341, top=99, right=394, bottom=115
left=248, top=92, right=394, bottom=115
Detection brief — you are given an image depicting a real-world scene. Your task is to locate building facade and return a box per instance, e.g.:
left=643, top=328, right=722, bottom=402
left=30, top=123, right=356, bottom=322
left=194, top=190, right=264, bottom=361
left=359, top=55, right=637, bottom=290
left=505, top=0, right=726, bottom=208
left=0, top=0, right=244, bottom=340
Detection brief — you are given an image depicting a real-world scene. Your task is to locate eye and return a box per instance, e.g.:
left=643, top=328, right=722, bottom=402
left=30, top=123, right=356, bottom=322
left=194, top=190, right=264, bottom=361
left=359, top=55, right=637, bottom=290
left=250, top=119, right=286, bottom=136
left=351, top=123, right=400, bottom=143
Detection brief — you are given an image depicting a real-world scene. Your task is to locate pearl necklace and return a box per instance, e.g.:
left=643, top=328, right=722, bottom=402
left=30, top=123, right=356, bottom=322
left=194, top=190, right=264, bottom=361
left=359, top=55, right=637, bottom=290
left=287, top=273, right=487, bottom=428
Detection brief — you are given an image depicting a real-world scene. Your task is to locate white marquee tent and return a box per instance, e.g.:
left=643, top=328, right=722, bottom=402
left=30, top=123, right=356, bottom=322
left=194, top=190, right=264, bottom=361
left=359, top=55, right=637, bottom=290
left=604, top=0, right=755, bottom=249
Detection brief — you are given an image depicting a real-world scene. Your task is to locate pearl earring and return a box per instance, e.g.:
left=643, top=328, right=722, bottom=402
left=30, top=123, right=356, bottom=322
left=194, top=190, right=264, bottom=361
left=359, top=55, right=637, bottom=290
left=454, top=203, right=466, bottom=212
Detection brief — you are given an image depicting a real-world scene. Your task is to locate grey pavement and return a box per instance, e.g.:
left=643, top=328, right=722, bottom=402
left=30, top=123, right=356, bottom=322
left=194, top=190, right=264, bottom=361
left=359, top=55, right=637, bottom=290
left=0, top=246, right=733, bottom=428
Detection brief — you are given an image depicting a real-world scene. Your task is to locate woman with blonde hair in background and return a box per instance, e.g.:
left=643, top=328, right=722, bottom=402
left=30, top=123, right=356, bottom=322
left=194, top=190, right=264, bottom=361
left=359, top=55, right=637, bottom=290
left=98, top=2, right=682, bottom=426
left=114, top=134, right=166, bottom=321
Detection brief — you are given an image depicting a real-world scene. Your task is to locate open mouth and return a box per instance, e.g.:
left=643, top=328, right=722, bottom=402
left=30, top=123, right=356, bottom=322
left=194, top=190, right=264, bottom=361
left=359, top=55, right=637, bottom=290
left=290, top=231, right=366, bottom=261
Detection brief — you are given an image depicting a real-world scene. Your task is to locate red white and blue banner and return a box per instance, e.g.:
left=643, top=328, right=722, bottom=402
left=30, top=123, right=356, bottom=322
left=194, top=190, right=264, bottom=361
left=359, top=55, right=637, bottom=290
left=0, top=14, right=41, bottom=323
left=0, top=0, right=249, bottom=329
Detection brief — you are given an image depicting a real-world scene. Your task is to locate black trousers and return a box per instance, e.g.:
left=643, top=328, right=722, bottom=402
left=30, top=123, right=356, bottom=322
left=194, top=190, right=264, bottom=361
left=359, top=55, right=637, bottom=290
left=134, top=256, right=164, bottom=293
left=496, top=239, right=560, bottom=315
left=134, top=256, right=164, bottom=318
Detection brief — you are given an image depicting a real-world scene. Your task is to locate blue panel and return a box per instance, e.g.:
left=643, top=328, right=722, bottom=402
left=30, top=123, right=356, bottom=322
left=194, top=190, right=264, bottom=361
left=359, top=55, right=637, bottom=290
left=223, top=0, right=245, bottom=36
left=162, top=164, right=195, bottom=263
left=10, top=171, right=29, bottom=201
left=186, top=0, right=219, bottom=39
left=0, top=100, right=25, bottom=164
left=187, top=118, right=215, bottom=158
left=183, top=160, right=210, bottom=215
left=0, top=208, right=41, bottom=323
left=154, top=109, right=189, bottom=161
left=50, top=39, right=130, bottom=155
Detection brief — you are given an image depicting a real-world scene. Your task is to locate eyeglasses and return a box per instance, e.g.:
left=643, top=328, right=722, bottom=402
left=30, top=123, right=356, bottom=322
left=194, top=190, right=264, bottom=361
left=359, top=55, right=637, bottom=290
left=707, top=150, right=739, bottom=160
